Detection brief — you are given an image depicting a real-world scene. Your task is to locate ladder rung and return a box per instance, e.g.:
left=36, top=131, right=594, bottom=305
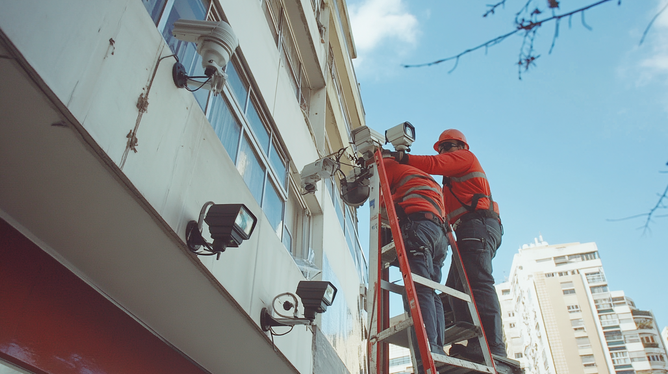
left=381, top=241, right=397, bottom=267
left=492, top=354, right=523, bottom=374
left=443, top=322, right=481, bottom=346
left=432, top=352, right=495, bottom=374
left=412, top=274, right=472, bottom=303
left=374, top=314, right=413, bottom=348
left=380, top=279, right=404, bottom=295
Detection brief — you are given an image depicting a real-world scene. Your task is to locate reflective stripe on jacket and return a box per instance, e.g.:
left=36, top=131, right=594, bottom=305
left=407, top=150, right=499, bottom=224
left=383, top=158, right=445, bottom=219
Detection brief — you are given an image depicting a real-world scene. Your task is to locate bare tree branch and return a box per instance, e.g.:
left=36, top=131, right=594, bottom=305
left=640, top=1, right=668, bottom=45
left=402, top=0, right=621, bottom=78
left=608, top=167, right=668, bottom=234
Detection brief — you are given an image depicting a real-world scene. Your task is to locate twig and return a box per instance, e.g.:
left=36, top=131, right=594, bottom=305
left=402, top=0, right=619, bottom=72
left=607, top=182, right=668, bottom=234
left=640, top=1, right=668, bottom=45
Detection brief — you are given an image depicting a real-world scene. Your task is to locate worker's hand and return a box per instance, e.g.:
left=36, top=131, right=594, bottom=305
left=390, top=151, right=409, bottom=164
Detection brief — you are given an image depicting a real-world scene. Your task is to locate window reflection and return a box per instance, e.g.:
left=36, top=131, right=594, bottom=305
left=237, top=135, right=266, bottom=204
left=209, top=97, right=241, bottom=163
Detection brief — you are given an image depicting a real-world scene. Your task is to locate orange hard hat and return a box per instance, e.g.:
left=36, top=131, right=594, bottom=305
left=433, top=129, right=469, bottom=152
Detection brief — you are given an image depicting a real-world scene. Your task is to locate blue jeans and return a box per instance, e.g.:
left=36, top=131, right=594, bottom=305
left=400, top=219, right=448, bottom=355
left=446, top=216, right=506, bottom=357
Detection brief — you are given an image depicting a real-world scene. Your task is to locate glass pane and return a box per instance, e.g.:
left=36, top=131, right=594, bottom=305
left=226, top=63, right=248, bottom=110
left=162, top=0, right=207, bottom=59
left=246, top=100, right=270, bottom=153
left=269, top=142, right=287, bottom=189
left=237, top=134, right=266, bottom=204
left=142, top=0, right=168, bottom=25
left=160, top=0, right=209, bottom=110
left=264, top=181, right=284, bottom=237
left=208, top=96, right=241, bottom=163
left=283, top=225, right=293, bottom=252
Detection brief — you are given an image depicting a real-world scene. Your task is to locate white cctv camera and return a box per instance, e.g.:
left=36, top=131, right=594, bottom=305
left=171, top=19, right=239, bottom=95
left=300, top=158, right=338, bottom=193
left=351, top=126, right=384, bottom=160
left=385, top=121, right=415, bottom=152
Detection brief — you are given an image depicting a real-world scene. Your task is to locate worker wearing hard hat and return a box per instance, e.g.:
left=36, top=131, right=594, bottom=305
left=395, top=129, right=506, bottom=360
left=382, top=151, right=449, bottom=360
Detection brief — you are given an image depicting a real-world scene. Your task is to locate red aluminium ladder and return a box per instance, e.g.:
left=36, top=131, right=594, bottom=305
left=367, top=148, right=510, bottom=374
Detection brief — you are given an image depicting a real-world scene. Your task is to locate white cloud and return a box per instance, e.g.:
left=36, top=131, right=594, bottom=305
left=349, top=0, right=419, bottom=54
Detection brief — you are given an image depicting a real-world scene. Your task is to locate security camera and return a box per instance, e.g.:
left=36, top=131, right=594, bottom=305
left=340, top=166, right=372, bottom=207
left=351, top=126, right=384, bottom=160
left=385, top=121, right=415, bottom=152
left=171, top=19, right=239, bottom=95
left=300, top=158, right=338, bottom=193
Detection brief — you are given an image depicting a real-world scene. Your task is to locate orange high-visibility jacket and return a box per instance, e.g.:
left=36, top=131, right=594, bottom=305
left=383, top=158, right=445, bottom=220
left=407, top=150, right=499, bottom=225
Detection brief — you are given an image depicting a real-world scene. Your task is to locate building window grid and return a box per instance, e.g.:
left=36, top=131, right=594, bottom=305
left=610, top=351, right=630, bottom=365
left=144, top=0, right=296, bottom=242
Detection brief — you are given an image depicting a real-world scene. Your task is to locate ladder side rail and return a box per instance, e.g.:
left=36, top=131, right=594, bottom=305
left=445, top=227, right=496, bottom=370
left=374, top=149, right=438, bottom=374
left=367, top=161, right=384, bottom=374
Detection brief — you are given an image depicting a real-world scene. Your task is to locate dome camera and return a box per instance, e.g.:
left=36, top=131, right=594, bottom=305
left=171, top=19, right=239, bottom=95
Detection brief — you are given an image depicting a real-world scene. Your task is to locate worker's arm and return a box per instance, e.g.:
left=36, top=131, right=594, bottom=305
left=406, top=150, right=474, bottom=176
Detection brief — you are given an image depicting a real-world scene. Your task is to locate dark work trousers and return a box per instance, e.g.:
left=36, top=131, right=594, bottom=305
left=400, top=219, right=448, bottom=357
left=445, top=216, right=507, bottom=357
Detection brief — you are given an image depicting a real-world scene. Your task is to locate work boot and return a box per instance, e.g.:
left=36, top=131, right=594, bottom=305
left=448, top=343, right=483, bottom=363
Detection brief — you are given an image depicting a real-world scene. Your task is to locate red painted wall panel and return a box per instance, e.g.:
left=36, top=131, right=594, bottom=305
left=0, top=219, right=207, bottom=374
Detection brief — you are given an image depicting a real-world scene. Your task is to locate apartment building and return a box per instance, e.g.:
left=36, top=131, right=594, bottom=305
left=0, top=0, right=368, bottom=373
left=496, top=238, right=667, bottom=374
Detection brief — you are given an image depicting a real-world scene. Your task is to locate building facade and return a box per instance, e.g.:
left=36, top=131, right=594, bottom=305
left=0, top=0, right=368, bottom=373
left=496, top=238, right=667, bottom=374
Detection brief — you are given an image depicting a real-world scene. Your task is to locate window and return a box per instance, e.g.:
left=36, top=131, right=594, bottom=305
left=634, top=318, right=653, bottom=330
left=595, top=297, right=613, bottom=311
left=581, top=354, right=595, bottom=364
left=641, top=335, right=654, bottom=342
left=508, top=311, right=515, bottom=317
left=554, top=256, right=567, bottom=265
left=581, top=251, right=598, bottom=260
left=586, top=271, right=606, bottom=283
left=502, top=289, right=510, bottom=295
left=509, top=323, right=516, bottom=328
left=261, top=0, right=310, bottom=112
left=629, top=352, right=646, bottom=362
left=142, top=0, right=300, bottom=254
left=648, top=354, right=665, bottom=362
left=590, top=285, right=609, bottom=294
left=600, top=314, right=619, bottom=327
left=624, top=334, right=640, bottom=344
left=571, top=318, right=585, bottom=327
left=610, top=351, right=629, bottom=365
left=576, top=337, right=591, bottom=349
left=545, top=272, right=555, bottom=277
left=515, top=353, right=523, bottom=359
left=568, top=304, right=581, bottom=313
left=563, top=289, right=576, bottom=295
left=605, top=330, right=624, bottom=345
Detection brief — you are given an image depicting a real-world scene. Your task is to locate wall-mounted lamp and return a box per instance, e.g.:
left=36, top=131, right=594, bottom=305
left=185, top=201, right=257, bottom=259
left=261, top=281, right=337, bottom=332
left=171, top=19, right=239, bottom=95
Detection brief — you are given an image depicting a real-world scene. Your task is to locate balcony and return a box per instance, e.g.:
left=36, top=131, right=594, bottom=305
left=632, top=310, right=652, bottom=317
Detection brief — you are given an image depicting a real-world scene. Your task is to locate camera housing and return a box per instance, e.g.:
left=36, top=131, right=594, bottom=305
left=385, top=121, right=415, bottom=152
left=300, top=158, right=338, bottom=193
left=171, top=19, right=238, bottom=95
left=351, top=126, right=384, bottom=160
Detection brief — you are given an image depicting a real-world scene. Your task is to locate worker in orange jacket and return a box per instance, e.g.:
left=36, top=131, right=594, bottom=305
left=382, top=151, right=448, bottom=358
left=395, top=129, right=506, bottom=360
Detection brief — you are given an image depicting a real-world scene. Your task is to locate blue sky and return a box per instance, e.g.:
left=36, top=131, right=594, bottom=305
left=348, top=0, right=668, bottom=329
